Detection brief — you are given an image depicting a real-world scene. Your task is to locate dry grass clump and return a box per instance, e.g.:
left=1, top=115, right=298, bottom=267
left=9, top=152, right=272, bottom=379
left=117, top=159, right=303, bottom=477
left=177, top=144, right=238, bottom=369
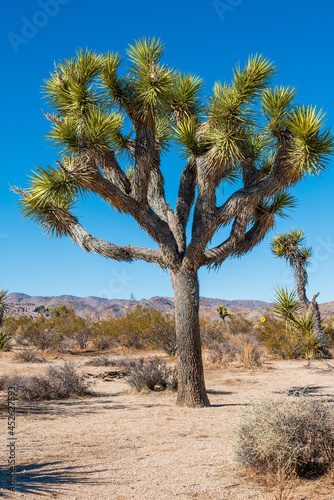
left=85, top=356, right=118, bottom=367
left=123, top=357, right=178, bottom=392
left=235, top=395, right=334, bottom=478
left=0, top=362, right=92, bottom=401
left=15, top=349, right=46, bottom=363
left=205, top=333, right=264, bottom=368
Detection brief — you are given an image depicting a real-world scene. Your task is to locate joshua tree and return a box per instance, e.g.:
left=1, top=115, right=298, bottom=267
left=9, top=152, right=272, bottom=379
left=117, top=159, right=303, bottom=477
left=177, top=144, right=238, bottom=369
left=271, top=229, right=326, bottom=347
left=216, top=304, right=233, bottom=325
left=14, top=39, right=333, bottom=406
left=0, top=289, right=9, bottom=327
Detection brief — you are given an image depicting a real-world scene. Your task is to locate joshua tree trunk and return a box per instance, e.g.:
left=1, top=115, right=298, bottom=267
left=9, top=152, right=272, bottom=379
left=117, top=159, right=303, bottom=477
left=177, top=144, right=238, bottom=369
left=171, top=267, right=210, bottom=407
left=293, top=258, right=326, bottom=348
left=310, top=293, right=326, bottom=347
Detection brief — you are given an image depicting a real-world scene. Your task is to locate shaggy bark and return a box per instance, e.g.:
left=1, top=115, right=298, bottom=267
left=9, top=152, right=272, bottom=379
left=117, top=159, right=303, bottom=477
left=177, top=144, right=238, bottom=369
left=172, top=267, right=210, bottom=407
left=292, top=258, right=326, bottom=348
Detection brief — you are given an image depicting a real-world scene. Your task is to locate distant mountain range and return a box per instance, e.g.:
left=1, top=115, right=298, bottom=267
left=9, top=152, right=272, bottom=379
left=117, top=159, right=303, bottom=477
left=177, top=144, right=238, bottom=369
left=6, top=293, right=334, bottom=321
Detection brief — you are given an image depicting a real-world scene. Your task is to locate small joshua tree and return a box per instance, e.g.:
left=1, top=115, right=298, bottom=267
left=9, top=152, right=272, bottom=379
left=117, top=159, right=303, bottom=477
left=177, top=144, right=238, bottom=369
left=271, top=229, right=326, bottom=348
left=0, top=289, right=12, bottom=351
left=13, top=39, right=334, bottom=406
left=0, top=289, right=9, bottom=327
left=216, top=304, right=233, bottom=325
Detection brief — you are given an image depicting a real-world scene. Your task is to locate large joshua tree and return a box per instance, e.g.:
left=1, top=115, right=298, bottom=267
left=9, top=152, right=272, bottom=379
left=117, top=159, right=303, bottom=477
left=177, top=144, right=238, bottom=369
left=271, top=229, right=326, bottom=348
left=14, top=39, right=333, bottom=406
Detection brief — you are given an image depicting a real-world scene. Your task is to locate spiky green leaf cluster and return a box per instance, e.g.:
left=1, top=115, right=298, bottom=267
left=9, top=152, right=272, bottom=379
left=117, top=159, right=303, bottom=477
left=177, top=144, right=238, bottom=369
left=126, top=37, right=176, bottom=120
left=47, top=108, right=125, bottom=153
left=43, top=48, right=103, bottom=117
left=256, top=190, right=297, bottom=226
left=170, top=73, right=204, bottom=122
left=271, top=228, right=313, bottom=266
left=262, top=86, right=296, bottom=137
left=285, top=106, right=334, bottom=182
left=204, top=55, right=276, bottom=174
left=18, top=165, right=80, bottom=237
left=271, top=286, right=301, bottom=321
left=173, top=117, right=204, bottom=158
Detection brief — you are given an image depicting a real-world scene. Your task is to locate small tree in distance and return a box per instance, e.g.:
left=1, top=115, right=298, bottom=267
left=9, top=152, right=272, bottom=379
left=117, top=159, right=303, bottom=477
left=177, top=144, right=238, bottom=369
left=271, top=229, right=326, bottom=350
left=14, top=38, right=333, bottom=406
left=216, top=304, right=233, bottom=325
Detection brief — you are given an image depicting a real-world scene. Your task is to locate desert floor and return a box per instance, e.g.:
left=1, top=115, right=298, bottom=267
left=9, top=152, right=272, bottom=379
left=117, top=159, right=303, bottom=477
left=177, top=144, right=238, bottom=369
left=1, top=351, right=334, bottom=500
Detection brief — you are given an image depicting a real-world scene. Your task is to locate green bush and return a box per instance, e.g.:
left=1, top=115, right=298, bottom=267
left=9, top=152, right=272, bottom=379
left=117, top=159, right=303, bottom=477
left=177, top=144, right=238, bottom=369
left=255, top=316, right=322, bottom=359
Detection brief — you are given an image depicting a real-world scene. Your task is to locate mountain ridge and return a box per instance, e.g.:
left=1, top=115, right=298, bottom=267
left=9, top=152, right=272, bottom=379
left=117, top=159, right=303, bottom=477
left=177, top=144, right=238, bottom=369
left=5, top=293, right=334, bottom=320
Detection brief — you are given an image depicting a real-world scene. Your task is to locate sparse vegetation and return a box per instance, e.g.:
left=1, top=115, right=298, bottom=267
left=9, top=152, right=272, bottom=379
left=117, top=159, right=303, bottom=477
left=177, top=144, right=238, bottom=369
left=235, top=395, right=334, bottom=478
left=15, top=349, right=46, bottom=363
left=124, top=357, right=178, bottom=392
left=85, top=356, right=118, bottom=366
left=0, top=362, right=91, bottom=401
left=205, top=333, right=264, bottom=368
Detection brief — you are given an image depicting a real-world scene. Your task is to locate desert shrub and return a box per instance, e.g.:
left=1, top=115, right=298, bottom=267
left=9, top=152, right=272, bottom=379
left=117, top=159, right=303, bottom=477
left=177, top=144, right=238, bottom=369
left=324, top=318, right=334, bottom=348
left=1, top=362, right=91, bottom=401
left=235, top=395, right=334, bottom=477
left=0, top=329, right=13, bottom=351
left=145, top=315, right=177, bottom=355
left=226, top=316, right=255, bottom=336
left=200, top=317, right=225, bottom=347
left=15, top=350, right=46, bottom=363
left=255, top=316, right=322, bottom=359
left=85, top=356, right=118, bottom=366
left=90, top=306, right=177, bottom=352
left=91, top=334, right=115, bottom=351
left=7, top=306, right=92, bottom=351
left=13, top=314, right=58, bottom=350
left=206, top=333, right=264, bottom=368
left=124, top=357, right=178, bottom=392
left=71, top=327, right=92, bottom=349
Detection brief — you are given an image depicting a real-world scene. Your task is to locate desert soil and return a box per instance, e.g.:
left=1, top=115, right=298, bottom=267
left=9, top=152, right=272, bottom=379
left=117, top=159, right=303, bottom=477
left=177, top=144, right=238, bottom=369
left=0, top=351, right=334, bottom=500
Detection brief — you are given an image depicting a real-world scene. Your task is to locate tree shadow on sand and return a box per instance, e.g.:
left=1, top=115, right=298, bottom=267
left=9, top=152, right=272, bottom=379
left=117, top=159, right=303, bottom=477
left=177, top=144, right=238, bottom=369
left=278, top=385, right=334, bottom=402
left=0, top=460, right=109, bottom=496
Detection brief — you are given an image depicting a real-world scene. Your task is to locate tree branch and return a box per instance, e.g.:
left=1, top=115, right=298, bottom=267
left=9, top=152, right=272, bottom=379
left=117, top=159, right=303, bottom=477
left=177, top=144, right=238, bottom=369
left=174, top=159, right=197, bottom=253
left=200, top=209, right=252, bottom=267
left=66, top=217, right=167, bottom=267
left=97, top=149, right=131, bottom=193
left=131, top=113, right=156, bottom=203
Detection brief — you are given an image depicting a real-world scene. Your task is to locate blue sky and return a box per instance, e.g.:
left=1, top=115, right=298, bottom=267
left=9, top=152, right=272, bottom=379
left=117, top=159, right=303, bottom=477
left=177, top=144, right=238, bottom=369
left=2, top=0, right=334, bottom=302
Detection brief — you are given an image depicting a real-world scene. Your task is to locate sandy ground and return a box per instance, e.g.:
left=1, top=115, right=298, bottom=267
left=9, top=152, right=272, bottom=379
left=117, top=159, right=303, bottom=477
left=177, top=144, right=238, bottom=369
left=0, top=351, right=334, bottom=500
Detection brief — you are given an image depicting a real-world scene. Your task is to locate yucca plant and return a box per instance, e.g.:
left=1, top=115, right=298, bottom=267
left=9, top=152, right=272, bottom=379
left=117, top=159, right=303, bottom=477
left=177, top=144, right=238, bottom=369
left=0, top=289, right=9, bottom=327
left=13, top=39, right=334, bottom=406
left=271, top=229, right=326, bottom=350
left=0, top=329, right=13, bottom=352
left=271, top=286, right=322, bottom=358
